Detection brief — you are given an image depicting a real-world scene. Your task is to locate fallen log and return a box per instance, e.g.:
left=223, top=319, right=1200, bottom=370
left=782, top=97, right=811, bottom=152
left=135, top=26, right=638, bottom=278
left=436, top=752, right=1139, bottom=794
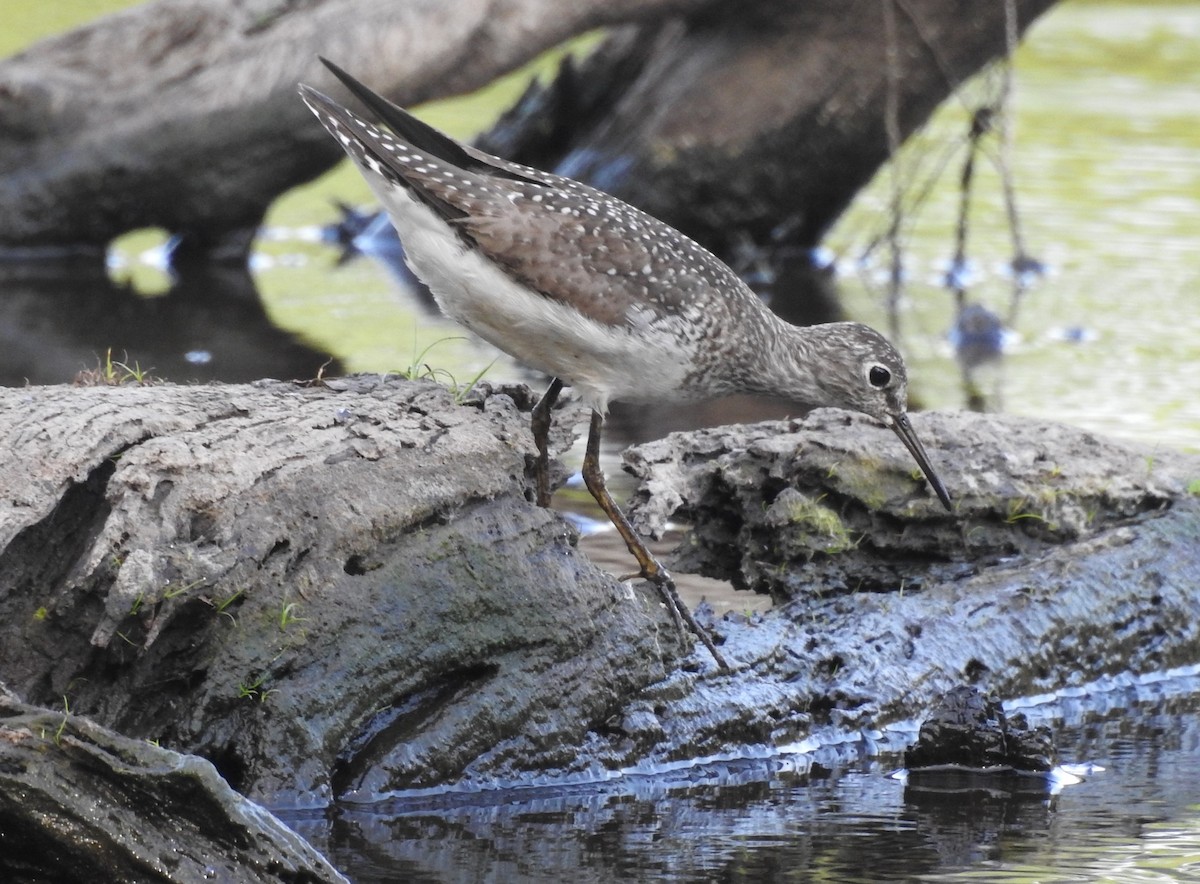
left=0, top=687, right=348, bottom=883
left=1, top=378, right=1196, bottom=817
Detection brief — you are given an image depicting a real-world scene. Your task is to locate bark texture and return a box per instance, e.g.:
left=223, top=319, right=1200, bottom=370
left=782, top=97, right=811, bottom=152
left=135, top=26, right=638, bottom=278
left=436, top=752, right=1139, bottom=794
left=1, top=378, right=1198, bottom=873
left=0, top=0, right=708, bottom=260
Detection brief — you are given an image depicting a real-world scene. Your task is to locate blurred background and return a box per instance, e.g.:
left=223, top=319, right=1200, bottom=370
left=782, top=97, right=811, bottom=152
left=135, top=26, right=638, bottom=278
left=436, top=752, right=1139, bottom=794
left=3, top=0, right=1197, bottom=455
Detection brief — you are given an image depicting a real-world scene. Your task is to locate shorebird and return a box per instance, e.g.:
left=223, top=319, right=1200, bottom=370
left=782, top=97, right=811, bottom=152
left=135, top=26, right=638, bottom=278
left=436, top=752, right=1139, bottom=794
left=300, top=59, right=952, bottom=671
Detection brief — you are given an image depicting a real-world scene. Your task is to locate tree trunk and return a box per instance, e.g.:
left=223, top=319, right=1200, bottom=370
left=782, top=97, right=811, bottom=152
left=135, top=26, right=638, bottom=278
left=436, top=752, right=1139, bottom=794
left=484, top=0, right=1059, bottom=260
left=0, top=0, right=1058, bottom=263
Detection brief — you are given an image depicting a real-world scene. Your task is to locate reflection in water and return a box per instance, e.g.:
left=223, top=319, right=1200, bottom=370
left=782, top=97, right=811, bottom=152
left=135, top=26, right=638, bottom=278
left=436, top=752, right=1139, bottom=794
left=832, top=5, right=1200, bottom=453
left=327, top=207, right=441, bottom=312
left=902, top=784, right=1058, bottom=871
left=276, top=672, right=1200, bottom=883
left=950, top=302, right=1010, bottom=412
left=0, top=260, right=340, bottom=387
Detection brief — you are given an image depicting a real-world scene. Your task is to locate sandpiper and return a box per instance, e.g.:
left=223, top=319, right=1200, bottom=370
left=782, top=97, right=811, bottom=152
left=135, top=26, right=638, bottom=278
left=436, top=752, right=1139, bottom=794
left=300, top=59, right=952, bottom=671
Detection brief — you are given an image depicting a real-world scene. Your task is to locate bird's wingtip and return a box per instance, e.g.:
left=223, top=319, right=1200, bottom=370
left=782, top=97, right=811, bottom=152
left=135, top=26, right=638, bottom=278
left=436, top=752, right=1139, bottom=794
left=312, top=58, right=483, bottom=173
left=296, top=81, right=332, bottom=112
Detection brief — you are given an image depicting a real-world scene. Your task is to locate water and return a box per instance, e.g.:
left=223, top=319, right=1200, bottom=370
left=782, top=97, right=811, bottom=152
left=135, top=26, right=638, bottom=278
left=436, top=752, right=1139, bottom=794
left=280, top=670, right=1200, bottom=882
left=828, top=3, right=1200, bottom=454
left=5, top=1, right=1200, bottom=880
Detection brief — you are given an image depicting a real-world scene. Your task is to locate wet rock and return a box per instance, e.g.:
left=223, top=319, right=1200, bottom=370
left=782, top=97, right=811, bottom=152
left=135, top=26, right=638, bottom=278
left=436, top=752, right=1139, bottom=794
left=0, top=687, right=347, bottom=883
left=903, top=685, right=1055, bottom=772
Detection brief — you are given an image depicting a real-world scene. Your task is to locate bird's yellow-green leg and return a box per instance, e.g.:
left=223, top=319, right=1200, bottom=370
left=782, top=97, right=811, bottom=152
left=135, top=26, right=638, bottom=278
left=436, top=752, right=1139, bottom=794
left=581, top=411, right=730, bottom=671
left=530, top=377, right=564, bottom=508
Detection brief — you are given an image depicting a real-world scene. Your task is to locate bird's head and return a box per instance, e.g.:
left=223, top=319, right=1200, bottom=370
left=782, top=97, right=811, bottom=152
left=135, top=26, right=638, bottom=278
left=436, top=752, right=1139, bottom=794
left=803, top=322, right=953, bottom=511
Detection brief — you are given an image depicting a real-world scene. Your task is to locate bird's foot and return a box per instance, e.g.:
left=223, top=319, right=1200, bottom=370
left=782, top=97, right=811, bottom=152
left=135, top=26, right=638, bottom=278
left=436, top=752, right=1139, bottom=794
left=640, top=565, right=730, bottom=672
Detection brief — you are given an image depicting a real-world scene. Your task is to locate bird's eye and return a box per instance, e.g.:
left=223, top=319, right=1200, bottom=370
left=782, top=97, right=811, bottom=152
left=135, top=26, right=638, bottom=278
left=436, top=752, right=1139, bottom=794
left=868, top=365, right=891, bottom=388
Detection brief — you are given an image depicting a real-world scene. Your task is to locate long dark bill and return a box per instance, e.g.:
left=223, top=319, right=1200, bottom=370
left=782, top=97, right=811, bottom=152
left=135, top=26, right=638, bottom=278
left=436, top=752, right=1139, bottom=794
left=890, top=412, right=953, bottom=511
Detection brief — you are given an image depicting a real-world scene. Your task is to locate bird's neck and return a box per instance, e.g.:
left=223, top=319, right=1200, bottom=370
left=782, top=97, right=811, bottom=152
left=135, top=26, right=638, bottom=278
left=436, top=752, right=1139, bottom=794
left=738, top=316, right=838, bottom=409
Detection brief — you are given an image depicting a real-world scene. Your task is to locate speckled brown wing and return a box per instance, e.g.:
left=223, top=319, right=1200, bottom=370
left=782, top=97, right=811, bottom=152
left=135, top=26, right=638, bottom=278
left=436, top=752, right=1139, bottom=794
left=314, top=59, right=757, bottom=334
left=451, top=173, right=757, bottom=335
left=304, top=66, right=953, bottom=510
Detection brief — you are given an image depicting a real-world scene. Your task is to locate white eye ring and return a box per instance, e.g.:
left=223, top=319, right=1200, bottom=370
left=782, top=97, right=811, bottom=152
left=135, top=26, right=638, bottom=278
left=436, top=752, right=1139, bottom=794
left=867, top=364, right=891, bottom=388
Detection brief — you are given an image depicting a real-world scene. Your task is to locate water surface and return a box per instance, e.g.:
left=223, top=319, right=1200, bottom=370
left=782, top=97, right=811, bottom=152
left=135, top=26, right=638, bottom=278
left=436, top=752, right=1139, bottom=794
left=280, top=670, right=1200, bottom=883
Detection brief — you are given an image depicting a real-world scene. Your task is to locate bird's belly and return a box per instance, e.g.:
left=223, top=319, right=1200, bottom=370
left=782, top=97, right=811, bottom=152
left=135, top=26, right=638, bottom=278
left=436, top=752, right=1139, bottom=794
left=376, top=192, right=694, bottom=413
